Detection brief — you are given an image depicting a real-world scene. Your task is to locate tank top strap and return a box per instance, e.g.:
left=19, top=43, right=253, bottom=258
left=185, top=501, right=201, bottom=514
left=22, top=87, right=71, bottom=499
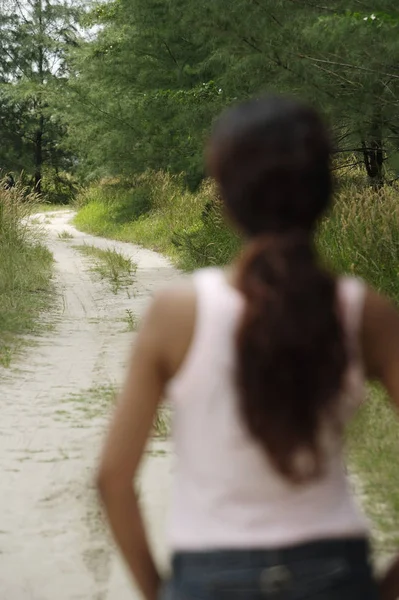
left=167, top=268, right=238, bottom=402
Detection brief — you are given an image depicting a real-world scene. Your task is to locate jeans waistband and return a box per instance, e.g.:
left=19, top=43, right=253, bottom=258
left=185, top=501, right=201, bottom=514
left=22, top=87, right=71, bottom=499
left=172, top=537, right=370, bottom=573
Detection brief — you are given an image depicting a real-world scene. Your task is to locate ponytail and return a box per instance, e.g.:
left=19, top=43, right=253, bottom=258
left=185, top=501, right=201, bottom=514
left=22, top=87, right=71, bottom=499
left=236, top=233, right=347, bottom=483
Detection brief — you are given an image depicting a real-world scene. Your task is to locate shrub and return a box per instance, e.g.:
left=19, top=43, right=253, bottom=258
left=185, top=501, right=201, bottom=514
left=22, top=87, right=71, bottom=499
left=41, top=169, right=80, bottom=205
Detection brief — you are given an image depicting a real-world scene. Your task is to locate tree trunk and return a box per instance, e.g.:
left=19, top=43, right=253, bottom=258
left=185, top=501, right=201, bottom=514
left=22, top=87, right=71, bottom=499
left=361, top=106, right=384, bottom=187
left=34, top=115, right=43, bottom=194
left=361, top=139, right=384, bottom=187
left=34, top=0, right=44, bottom=195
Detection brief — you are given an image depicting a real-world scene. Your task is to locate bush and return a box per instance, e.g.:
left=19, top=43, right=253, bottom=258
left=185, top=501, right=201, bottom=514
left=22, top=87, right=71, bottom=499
left=41, top=169, right=80, bottom=205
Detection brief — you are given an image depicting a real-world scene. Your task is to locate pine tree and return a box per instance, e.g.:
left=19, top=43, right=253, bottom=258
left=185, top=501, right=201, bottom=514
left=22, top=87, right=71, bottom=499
left=0, top=0, right=81, bottom=192
left=66, top=0, right=399, bottom=184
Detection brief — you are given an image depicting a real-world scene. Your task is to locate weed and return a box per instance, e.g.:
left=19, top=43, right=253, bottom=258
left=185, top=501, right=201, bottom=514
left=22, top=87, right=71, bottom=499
left=59, top=384, right=118, bottom=422
left=123, top=309, right=139, bottom=331
left=0, top=344, right=13, bottom=368
left=153, top=408, right=170, bottom=439
left=59, top=383, right=169, bottom=439
left=58, top=230, right=73, bottom=240
left=75, top=244, right=137, bottom=294
left=148, top=449, right=167, bottom=457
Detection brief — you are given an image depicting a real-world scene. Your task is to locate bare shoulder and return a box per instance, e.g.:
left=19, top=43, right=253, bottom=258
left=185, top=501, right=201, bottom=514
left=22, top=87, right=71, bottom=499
left=139, top=277, right=197, bottom=379
left=361, top=286, right=399, bottom=380
left=146, top=278, right=196, bottom=327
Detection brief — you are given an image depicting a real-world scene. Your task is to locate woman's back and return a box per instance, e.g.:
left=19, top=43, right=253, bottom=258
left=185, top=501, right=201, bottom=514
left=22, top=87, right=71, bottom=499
left=168, top=268, right=367, bottom=551
left=97, top=96, right=399, bottom=600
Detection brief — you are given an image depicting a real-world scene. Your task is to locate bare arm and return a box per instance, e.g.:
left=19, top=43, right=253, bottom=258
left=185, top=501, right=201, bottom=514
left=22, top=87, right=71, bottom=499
left=361, top=288, right=399, bottom=600
left=96, top=283, right=195, bottom=600
left=362, top=288, right=399, bottom=399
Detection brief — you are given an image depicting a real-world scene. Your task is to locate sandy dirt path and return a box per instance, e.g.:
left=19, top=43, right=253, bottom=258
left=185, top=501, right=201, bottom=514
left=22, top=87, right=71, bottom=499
left=0, top=210, right=178, bottom=600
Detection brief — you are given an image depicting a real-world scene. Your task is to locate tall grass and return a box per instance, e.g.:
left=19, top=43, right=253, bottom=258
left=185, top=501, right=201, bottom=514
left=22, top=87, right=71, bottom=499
left=319, top=183, right=399, bottom=300
left=74, top=172, right=241, bottom=268
left=74, top=171, right=399, bottom=283
left=0, top=181, right=54, bottom=367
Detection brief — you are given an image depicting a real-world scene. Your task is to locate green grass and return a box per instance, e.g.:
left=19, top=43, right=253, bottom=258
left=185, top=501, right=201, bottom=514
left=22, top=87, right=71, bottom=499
left=153, top=408, right=171, bottom=439
left=58, top=383, right=170, bottom=438
left=74, top=172, right=241, bottom=269
left=75, top=244, right=137, bottom=294
left=58, top=384, right=118, bottom=422
left=57, top=230, right=74, bottom=240
left=34, top=203, right=71, bottom=213
left=0, top=182, right=54, bottom=368
left=318, top=183, right=399, bottom=302
left=74, top=171, right=399, bottom=279
left=122, top=309, right=139, bottom=331
left=348, top=386, right=399, bottom=557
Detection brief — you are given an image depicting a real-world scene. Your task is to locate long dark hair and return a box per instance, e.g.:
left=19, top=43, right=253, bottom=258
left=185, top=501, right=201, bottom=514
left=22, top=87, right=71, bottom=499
left=208, top=96, right=347, bottom=482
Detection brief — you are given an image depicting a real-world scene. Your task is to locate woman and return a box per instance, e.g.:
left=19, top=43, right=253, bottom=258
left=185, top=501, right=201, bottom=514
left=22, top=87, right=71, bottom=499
left=97, top=96, right=399, bottom=600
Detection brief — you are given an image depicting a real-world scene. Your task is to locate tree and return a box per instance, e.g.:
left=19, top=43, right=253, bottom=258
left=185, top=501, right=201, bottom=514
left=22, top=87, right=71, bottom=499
left=66, top=0, right=399, bottom=185
left=0, top=0, right=81, bottom=193
left=64, top=0, right=230, bottom=186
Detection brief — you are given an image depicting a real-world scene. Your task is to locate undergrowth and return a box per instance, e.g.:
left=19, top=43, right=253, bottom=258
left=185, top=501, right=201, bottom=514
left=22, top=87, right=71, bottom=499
left=0, top=181, right=54, bottom=368
left=74, top=173, right=241, bottom=269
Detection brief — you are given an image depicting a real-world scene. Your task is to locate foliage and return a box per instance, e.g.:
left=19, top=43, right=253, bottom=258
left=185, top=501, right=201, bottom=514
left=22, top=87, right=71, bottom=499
left=41, top=168, right=80, bottom=204
left=75, top=165, right=399, bottom=291
left=0, top=0, right=82, bottom=197
left=63, top=0, right=399, bottom=185
left=0, top=180, right=54, bottom=366
left=70, top=174, right=181, bottom=264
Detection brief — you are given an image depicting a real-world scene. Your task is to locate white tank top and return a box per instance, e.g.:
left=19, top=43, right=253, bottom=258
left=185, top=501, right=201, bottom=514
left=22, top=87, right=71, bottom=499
left=167, top=268, right=368, bottom=551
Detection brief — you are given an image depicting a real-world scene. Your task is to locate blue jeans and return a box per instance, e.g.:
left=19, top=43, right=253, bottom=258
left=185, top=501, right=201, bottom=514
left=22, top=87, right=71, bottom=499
left=160, top=538, right=378, bottom=599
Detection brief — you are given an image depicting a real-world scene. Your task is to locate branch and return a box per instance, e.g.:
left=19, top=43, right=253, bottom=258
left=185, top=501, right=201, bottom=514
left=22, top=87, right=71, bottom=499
left=287, top=0, right=336, bottom=11
left=310, top=61, right=362, bottom=88
left=161, top=40, right=179, bottom=68
left=68, top=86, right=141, bottom=134
left=298, top=54, right=399, bottom=80
left=332, top=160, right=365, bottom=171
left=241, top=36, right=336, bottom=99
left=241, top=37, right=262, bottom=53
left=136, top=50, right=168, bottom=63
left=14, top=0, right=30, bottom=24
left=251, top=1, right=283, bottom=26
left=0, top=117, right=35, bottom=143
left=334, top=147, right=383, bottom=153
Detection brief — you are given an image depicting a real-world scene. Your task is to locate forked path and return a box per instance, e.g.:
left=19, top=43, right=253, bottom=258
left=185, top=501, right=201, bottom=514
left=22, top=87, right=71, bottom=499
left=0, top=210, right=178, bottom=599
